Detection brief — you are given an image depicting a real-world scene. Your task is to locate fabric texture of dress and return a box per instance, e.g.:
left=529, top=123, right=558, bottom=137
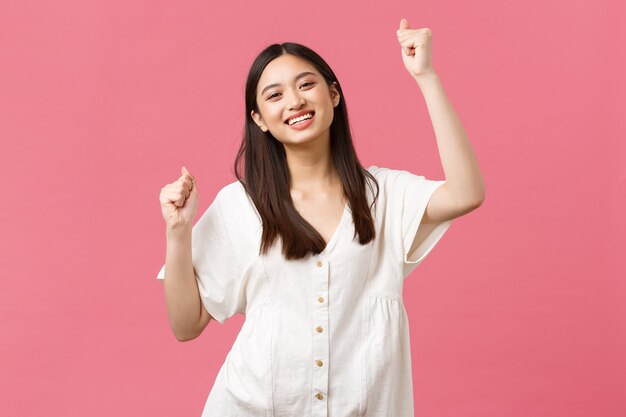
left=156, top=165, right=454, bottom=417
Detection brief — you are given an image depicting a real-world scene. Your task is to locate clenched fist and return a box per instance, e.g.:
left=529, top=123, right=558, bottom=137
left=159, top=166, right=199, bottom=231
left=396, top=17, right=436, bottom=81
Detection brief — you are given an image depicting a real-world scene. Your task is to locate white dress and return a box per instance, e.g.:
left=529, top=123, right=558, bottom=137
left=157, top=165, right=454, bottom=417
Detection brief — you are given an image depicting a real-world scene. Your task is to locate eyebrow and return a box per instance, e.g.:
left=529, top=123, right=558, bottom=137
left=261, top=71, right=318, bottom=96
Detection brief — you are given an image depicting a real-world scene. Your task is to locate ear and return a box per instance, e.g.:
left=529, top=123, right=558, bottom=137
left=250, top=110, right=268, bottom=132
left=330, top=82, right=340, bottom=108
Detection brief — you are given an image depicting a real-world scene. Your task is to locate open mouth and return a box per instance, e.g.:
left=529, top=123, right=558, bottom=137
left=285, top=111, right=315, bottom=126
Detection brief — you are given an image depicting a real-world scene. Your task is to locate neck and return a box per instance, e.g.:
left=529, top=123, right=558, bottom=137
left=284, top=131, right=339, bottom=193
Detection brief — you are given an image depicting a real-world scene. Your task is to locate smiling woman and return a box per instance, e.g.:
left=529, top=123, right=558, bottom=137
left=242, top=46, right=375, bottom=260
left=158, top=40, right=462, bottom=417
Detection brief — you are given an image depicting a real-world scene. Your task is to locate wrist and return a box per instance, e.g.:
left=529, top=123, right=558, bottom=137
left=414, top=70, right=439, bottom=85
left=166, top=226, right=192, bottom=241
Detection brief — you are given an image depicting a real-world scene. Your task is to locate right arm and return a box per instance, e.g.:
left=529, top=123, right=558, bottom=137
left=161, top=227, right=213, bottom=341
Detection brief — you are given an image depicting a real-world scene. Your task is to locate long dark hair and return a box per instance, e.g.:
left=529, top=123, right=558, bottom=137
left=233, top=42, right=379, bottom=260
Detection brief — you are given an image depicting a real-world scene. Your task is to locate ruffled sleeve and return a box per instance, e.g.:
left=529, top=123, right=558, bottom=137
left=156, top=189, right=246, bottom=324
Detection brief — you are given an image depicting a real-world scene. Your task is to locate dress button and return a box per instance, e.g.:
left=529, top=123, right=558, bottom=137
left=318, top=297, right=324, bottom=303
left=315, top=326, right=323, bottom=333
left=316, top=393, right=324, bottom=400
left=316, top=260, right=323, bottom=267
left=316, top=360, right=323, bottom=367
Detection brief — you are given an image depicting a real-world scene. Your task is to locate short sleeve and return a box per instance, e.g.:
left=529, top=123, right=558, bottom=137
left=368, top=165, right=454, bottom=279
left=156, top=189, right=246, bottom=324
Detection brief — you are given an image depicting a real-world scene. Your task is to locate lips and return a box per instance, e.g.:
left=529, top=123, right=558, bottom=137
left=286, top=112, right=315, bottom=130
left=285, top=110, right=315, bottom=124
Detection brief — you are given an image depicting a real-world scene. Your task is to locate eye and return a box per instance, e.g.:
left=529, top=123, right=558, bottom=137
left=267, top=82, right=315, bottom=100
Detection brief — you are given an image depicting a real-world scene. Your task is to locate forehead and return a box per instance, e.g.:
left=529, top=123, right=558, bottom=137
left=258, top=55, right=319, bottom=92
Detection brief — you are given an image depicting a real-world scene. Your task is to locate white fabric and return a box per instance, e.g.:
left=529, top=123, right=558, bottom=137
left=156, top=165, right=454, bottom=417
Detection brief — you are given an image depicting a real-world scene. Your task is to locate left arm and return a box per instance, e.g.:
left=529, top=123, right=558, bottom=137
left=415, top=71, right=486, bottom=224
left=396, top=19, right=486, bottom=224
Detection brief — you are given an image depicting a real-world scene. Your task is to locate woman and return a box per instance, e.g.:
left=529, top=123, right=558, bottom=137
left=157, top=18, right=485, bottom=417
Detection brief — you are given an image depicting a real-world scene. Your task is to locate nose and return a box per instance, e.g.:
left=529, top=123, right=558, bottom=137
left=288, top=89, right=306, bottom=110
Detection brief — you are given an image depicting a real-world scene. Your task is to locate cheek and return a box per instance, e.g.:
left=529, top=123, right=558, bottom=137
left=266, top=106, right=283, bottom=120
left=258, top=106, right=281, bottom=125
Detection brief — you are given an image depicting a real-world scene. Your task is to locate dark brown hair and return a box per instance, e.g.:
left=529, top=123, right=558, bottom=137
left=233, top=42, right=379, bottom=260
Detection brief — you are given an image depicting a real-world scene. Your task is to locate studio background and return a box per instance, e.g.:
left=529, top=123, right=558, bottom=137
left=1, top=0, right=624, bottom=416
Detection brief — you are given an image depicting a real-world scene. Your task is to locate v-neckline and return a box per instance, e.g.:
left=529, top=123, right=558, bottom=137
left=319, top=201, right=351, bottom=255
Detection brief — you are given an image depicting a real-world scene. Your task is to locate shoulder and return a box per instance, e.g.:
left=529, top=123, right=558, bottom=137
left=366, top=164, right=384, bottom=177
left=214, top=180, right=252, bottom=213
left=366, top=165, right=426, bottom=196
left=213, top=179, right=262, bottom=237
left=367, top=165, right=424, bottom=181
left=214, top=179, right=243, bottom=199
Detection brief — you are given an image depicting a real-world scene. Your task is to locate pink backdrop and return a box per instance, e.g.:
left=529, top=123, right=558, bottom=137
left=1, top=0, right=624, bottom=416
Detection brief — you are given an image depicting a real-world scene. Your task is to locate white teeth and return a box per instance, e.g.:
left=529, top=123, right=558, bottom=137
left=287, top=112, right=313, bottom=125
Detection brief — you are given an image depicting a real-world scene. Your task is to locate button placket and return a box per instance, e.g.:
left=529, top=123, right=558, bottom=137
left=311, top=256, right=329, bottom=416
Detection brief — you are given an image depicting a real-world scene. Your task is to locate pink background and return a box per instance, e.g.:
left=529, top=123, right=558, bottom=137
left=1, top=0, right=625, bottom=416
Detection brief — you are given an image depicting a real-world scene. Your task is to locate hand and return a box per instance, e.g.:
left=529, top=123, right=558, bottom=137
left=159, top=166, right=199, bottom=231
left=396, top=18, right=436, bottom=81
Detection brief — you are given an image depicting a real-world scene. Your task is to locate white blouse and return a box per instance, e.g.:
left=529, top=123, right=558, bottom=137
left=157, top=165, right=454, bottom=417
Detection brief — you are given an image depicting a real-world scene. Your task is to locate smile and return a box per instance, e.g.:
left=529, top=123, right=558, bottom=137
left=286, top=112, right=315, bottom=130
